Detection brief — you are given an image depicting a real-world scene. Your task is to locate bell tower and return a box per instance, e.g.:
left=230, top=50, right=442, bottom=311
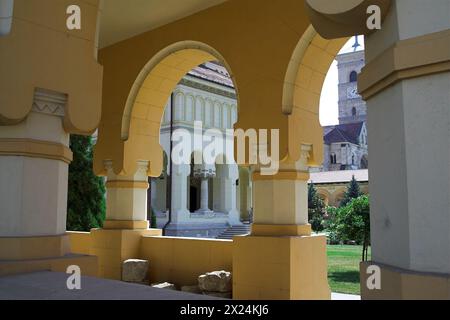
left=337, top=36, right=367, bottom=125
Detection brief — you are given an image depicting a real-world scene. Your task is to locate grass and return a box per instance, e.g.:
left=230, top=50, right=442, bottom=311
left=327, top=245, right=371, bottom=295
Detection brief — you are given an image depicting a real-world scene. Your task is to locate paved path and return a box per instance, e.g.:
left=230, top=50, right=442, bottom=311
left=0, top=271, right=219, bottom=300
left=0, top=271, right=362, bottom=300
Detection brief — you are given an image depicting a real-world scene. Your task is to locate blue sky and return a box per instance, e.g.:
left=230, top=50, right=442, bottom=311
left=319, top=36, right=365, bottom=126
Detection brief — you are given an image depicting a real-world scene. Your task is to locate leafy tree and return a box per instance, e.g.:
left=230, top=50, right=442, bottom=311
left=308, top=182, right=325, bottom=232
left=340, top=175, right=362, bottom=207
left=67, top=135, right=106, bottom=231
left=327, top=195, right=371, bottom=261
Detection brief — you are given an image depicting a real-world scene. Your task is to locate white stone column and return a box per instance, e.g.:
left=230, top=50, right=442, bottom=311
left=193, top=164, right=215, bottom=215
left=0, top=88, right=70, bottom=237
left=238, top=166, right=251, bottom=221
left=219, top=163, right=240, bottom=225
left=199, top=177, right=210, bottom=212
left=170, top=163, right=190, bottom=222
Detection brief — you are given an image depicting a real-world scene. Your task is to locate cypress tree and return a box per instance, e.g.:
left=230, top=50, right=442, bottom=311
left=341, top=175, right=362, bottom=207
left=67, top=135, right=106, bottom=231
left=308, top=182, right=325, bottom=232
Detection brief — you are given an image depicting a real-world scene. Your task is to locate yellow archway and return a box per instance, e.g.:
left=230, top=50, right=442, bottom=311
left=283, top=26, right=349, bottom=166
left=95, top=41, right=238, bottom=177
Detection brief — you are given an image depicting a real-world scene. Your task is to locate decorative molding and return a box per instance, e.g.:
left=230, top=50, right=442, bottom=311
left=104, top=159, right=149, bottom=181
left=0, top=138, right=73, bottom=164
left=305, top=0, right=392, bottom=39
left=105, top=181, right=149, bottom=189
left=359, top=29, right=450, bottom=100
left=32, top=88, right=67, bottom=117
left=136, top=160, right=150, bottom=176
left=180, top=78, right=237, bottom=100
left=193, top=166, right=216, bottom=179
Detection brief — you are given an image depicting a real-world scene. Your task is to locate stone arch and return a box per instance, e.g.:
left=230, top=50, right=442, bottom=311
left=282, top=25, right=349, bottom=165
left=185, top=94, right=195, bottom=122
left=332, top=188, right=347, bottom=207
left=316, top=188, right=331, bottom=207
left=174, top=91, right=185, bottom=121
left=349, top=70, right=358, bottom=82
left=194, top=96, right=204, bottom=121
left=115, top=41, right=238, bottom=177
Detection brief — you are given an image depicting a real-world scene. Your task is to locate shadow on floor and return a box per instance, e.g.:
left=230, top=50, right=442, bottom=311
left=328, top=270, right=360, bottom=284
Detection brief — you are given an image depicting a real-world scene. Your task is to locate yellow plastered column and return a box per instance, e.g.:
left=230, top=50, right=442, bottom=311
left=103, top=159, right=150, bottom=226
left=90, top=160, right=162, bottom=280
left=90, top=228, right=161, bottom=280
left=233, top=161, right=330, bottom=300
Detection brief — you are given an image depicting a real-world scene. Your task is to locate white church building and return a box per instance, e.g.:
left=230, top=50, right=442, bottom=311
left=148, top=62, right=252, bottom=238
left=322, top=49, right=369, bottom=172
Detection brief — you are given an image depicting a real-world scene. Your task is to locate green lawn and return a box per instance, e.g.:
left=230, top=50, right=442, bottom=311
left=327, top=245, right=371, bottom=295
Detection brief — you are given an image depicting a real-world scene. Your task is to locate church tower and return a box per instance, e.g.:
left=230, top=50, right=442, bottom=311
left=336, top=43, right=366, bottom=124
left=320, top=37, right=369, bottom=172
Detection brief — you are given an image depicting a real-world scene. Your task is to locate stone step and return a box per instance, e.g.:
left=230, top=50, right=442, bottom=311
left=216, top=225, right=252, bottom=240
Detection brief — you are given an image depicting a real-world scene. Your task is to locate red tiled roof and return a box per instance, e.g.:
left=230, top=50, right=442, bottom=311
left=187, top=62, right=234, bottom=88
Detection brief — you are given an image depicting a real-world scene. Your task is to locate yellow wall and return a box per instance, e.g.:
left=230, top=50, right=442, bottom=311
left=0, top=0, right=103, bottom=134
left=67, top=231, right=92, bottom=255
left=94, top=0, right=348, bottom=176
left=69, top=231, right=232, bottom=286
left=140, top=236, right=233, bottom=287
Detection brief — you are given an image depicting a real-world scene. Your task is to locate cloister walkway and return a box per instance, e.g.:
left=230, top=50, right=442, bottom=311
left=0, top=271, right=360, bottom=300
left=0, top=271, right=218, bottom=300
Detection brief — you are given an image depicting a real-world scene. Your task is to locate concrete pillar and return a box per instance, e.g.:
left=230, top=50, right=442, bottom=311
left=0, top=88, right=97, bottom=274
left=233, top=145, right=330, bottom=300
left=357, top=0, right=450, bottom=299
left=238, top=166, right=251, bottom=221
left=221, top=163, right=240, bottom=225
left=103, top=159, right=150, bottom=229
left=170, top=163, right=191, bottom=222
left=199, top=177, right=211, bottom=212
left=0, top=89, right=70, bottom=238
left=92, top=160, right=161, bottom=280
left=193, top=164, right=215, bottom=215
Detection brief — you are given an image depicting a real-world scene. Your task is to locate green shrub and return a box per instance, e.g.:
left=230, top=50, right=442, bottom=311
left=340, top=175, right=362, bottom=207
left=308, top=182, right=325, bottom=232
left=327, top=195, right=371, bottom=260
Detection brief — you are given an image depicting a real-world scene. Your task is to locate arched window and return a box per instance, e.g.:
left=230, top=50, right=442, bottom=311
left=349, top=71, right=358, bottom=82
left=352, top=154, right=355, bottom=165
left=352, top=107, right=357, bottom=117
left=330, top=153, right=337, bottom=164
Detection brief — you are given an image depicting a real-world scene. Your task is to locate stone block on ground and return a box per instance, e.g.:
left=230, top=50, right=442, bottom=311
left=122, top=259, right=149, bottom=283
left=198, top=270, right=232, bottom=293
left=151, top=282, right=177, bottom=290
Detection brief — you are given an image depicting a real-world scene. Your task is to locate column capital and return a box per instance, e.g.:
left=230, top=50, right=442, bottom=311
left=305, top=0, right=392, bottom=39
left=104, top=159, right=149, bottom=181
left=358, top=29, right=450, bottom=100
